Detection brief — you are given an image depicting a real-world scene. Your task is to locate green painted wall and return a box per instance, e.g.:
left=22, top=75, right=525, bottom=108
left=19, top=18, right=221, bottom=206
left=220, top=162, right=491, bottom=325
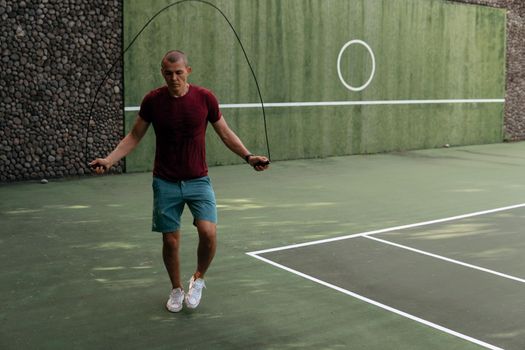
left=123, top=0, right=506, bottom=172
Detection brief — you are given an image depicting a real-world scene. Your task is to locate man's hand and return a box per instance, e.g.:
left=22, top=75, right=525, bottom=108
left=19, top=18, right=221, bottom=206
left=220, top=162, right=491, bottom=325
left=247, top=155, right=270, bottom=172
left=89, top=158, right=112, bottom=174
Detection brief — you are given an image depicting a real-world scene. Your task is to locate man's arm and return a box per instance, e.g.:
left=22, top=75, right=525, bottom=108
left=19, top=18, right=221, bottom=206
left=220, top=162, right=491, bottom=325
left=89, top=115, right=150, bottom=174
left=211, top=116, right=269, bottom=171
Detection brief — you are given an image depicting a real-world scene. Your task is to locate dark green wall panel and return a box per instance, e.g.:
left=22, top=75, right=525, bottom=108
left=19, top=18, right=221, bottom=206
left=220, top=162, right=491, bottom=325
left=124, top=0, right=506, bottom=172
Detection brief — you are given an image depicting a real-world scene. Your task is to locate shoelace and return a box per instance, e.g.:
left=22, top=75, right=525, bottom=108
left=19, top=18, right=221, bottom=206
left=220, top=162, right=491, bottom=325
left=171, top=288, right=184, bottom=298
left=189, top=278, right=206, bottom=292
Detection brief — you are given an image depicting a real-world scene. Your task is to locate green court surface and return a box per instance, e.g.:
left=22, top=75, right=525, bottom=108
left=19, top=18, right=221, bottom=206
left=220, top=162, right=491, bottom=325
left=2, top=141, right=525, bottom=349
left=255, top=208, right=525, bottom=349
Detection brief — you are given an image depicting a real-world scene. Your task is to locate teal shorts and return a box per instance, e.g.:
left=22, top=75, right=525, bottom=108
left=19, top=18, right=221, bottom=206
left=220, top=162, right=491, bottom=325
left=151, top=176, right=217, bottom=233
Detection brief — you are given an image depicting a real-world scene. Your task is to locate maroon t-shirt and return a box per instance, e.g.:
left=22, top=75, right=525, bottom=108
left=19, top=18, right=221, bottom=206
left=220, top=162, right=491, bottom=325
left=139, top=85, right=222, bottom=181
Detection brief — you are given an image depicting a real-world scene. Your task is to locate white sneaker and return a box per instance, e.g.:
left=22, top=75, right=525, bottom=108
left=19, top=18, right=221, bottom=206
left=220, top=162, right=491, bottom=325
left=166, top=287, right=185, bottom=312
left=185, top=277, right=205, bottom=309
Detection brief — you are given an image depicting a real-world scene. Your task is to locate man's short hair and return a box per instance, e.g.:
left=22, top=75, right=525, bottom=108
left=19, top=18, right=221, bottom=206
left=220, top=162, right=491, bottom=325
left=162, top=50, right=188, bottom=67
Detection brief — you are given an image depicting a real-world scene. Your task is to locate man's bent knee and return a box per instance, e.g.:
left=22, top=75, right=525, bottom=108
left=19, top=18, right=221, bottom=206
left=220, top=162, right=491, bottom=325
left=195, top=220, right=216, bottom=240
left=162, top=231, right=181, bottom=248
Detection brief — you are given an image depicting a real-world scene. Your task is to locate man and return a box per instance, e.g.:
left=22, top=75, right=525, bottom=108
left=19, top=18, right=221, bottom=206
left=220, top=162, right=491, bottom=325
left=90, top=50, right=269, bottom=312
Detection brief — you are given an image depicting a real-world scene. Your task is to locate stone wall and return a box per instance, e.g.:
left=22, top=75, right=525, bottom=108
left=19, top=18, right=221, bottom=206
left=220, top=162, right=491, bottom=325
left=0, top=0, right=123, bottom=182
left=448, top=0, right=525, bottom=140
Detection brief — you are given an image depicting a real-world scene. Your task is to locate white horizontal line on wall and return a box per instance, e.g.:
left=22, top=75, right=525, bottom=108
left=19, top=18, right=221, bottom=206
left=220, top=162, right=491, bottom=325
left=124, top=98, right=505, bottom=112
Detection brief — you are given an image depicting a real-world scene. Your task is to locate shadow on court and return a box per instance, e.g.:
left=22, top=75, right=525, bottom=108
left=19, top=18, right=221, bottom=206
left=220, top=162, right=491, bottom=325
left=2, top=142, right=525, bottom=349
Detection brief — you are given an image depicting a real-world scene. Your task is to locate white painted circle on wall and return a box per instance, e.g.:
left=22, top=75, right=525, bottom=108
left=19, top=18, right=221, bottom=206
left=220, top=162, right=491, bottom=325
left=337, top=40, right=376, bottom=92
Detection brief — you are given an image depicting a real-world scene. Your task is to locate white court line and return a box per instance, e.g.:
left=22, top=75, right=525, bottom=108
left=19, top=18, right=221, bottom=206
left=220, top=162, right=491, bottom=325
left=246, top=252, right=504, bottom=350
left=363, top=235, right=525, bottom=284
left=248, top=202, right=525, bottom=256
left=124, top=98, right=505, bottom=111
left=246, top=203, right=525, bottom=350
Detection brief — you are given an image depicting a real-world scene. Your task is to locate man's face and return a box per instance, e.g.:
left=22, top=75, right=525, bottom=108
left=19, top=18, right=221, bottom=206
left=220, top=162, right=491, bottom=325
left=161, top=59, right=192, bottom=95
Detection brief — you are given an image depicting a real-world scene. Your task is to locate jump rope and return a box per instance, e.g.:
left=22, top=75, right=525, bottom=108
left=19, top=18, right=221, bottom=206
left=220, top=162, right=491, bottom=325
left=86, top=0, right=271, bottom=171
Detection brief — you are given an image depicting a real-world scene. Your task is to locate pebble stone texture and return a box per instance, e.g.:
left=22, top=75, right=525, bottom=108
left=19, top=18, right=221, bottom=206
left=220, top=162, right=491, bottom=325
left=0, top=0, right=123, bottom=182
left=0, top=0, right=523, bottom=183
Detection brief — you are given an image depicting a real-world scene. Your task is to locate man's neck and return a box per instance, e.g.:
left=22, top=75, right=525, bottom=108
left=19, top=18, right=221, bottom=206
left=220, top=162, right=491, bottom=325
left=169, top=83, right=189, bottom=98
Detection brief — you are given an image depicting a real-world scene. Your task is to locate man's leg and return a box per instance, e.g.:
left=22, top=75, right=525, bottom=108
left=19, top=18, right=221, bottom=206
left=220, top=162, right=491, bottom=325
left=193, top=220, right=217, bottom=279
left=184, top=220, right=215, bottom=309
left=162, top=231, right=182, bottom=289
